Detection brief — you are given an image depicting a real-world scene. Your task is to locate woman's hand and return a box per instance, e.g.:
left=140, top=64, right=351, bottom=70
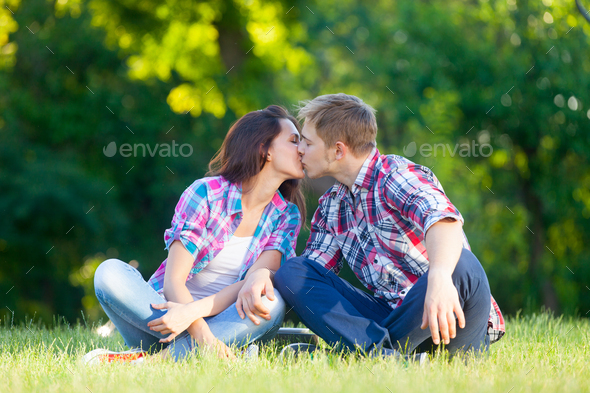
left=148, top=301, right=196, bottom=343
left=236, top=268, right=275, bottom=325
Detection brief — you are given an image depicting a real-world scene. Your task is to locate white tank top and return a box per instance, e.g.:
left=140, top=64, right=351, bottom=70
left=185, top=235, right=253, bottom=301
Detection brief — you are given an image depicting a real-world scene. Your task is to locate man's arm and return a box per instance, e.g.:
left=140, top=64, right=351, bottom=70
left=300, top=199, right=344, bottom=273
left=383, top=163, right=467, bottom=345
left=235, top=250, right=282, bottom=324
left=421, top=218, right=466, bottom=345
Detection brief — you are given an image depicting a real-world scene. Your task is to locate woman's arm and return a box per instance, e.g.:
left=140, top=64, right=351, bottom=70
left=183, top=249, right=282, bottom=321
left=163, top=240, right=197, bottom=304
left=158, top=240, right=214, bottom=341
left=149, top=244, right=281, bottom=337
left=165, top=240, right=281, bottom=320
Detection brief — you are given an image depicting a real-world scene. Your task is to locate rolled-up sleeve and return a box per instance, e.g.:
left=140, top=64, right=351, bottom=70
left=164, top=179, right=210, bottom=262
left=300, top=201, right=344, bottom=274
left=383, top=163, right=464, bottom=236
left=263, top=203, right=302, bottom=265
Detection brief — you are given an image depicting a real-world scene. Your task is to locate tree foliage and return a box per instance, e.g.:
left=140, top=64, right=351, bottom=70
left=1, top=0, right=589, bottom=324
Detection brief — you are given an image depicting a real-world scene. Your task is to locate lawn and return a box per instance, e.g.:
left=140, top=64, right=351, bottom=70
left=1, top=312, right=588, bottom=393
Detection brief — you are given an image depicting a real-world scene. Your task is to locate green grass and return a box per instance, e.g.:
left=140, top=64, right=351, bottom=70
left=1, top=312, right=588, bottom=393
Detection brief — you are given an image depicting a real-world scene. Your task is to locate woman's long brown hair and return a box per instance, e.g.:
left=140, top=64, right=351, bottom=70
left=206, top=105, right=307, bottom=224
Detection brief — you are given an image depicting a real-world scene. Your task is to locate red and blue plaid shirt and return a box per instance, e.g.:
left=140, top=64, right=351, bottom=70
left=147, top=176, right=302, bottom=296
left=301, top=147, right=505, bottom=343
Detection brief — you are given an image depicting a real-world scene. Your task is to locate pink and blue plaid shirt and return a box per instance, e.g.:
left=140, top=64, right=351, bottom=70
left=301, top=147, right=505, bottom=343
left=147, top=175, right=302, bottom=296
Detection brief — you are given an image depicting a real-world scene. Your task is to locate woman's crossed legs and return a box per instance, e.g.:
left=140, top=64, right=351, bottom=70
left=93, top=258, right=286, bottom=361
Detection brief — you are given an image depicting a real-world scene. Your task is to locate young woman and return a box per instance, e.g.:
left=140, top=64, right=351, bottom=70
left=87, top=105, right=306, bottom=363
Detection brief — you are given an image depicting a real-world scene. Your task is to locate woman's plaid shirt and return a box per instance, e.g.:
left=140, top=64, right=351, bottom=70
left=300, top=147, right=505, bottom=343
left=147, top=176, right=302, bottom=296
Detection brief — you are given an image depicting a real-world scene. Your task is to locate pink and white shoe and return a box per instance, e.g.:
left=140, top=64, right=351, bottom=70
left=82, top=348, right=147, bottom=365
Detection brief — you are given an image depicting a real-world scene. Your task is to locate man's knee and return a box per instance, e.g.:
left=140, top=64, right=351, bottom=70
left=275, top=257, right=319, bottom=298
left=275, top=257, right=308, bottom=288
left=452, top=249, right=486, bottom=281
left=452, top=248, right=490, bottom=302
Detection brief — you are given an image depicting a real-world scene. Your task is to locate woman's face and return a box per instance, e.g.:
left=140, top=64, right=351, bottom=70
left=267, top=118, right=305, bottom=180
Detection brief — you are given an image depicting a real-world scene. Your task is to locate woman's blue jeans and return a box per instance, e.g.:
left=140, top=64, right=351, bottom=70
left=94, top=258, right=286, bottom=361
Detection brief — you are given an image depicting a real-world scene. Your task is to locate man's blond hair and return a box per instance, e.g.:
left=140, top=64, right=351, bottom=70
left=296, top=93, right=377, bottom=157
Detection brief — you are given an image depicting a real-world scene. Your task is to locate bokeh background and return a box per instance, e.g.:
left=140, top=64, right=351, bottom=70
left=1, top=0, right=589, bottom=326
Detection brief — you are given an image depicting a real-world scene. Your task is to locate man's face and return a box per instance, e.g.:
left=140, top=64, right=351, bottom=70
left=298, top=120, right=333, bottom=179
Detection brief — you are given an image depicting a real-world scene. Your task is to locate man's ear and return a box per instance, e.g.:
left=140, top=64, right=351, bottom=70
left=334, top=141, right=347, bottom=160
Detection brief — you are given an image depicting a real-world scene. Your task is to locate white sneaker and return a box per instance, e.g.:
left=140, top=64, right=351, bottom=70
left=370, top=347, right=429, bottom=366
left=82, top=348, right=147, bottom=365
left=279, top=343, right=323, bottom=360
left=241, top=344, right=259, bottom=361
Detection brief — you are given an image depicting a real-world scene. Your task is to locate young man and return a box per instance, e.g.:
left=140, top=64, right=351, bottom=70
left=275, top=93, right=505, bottom=358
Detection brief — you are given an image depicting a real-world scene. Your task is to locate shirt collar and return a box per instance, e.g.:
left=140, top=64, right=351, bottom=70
left=226, top=180, right=289, bottom=216
left=329, top=146, right=380, bottom=199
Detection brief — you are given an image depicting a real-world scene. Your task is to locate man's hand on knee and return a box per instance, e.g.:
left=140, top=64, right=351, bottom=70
left=420, top=271, right=466, bottom=345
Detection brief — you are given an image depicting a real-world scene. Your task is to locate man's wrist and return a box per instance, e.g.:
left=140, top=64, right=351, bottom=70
left=250, top=267, right=274, bottom=279
left=428, top=266, right=454, bottom=279
left=264, top=267, right=276, bottom=277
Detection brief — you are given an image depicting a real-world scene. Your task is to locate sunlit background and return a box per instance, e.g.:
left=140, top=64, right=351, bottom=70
left=1, top=0, right=589, bottom=327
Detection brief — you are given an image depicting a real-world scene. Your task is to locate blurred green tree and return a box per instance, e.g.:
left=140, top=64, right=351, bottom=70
left=1, top=0, right=589, bottom=325
left=295, top=0, right=590, bottom=315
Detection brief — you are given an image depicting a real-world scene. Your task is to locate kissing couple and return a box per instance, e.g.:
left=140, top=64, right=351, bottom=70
left=86, top=93, right=504, bottom=364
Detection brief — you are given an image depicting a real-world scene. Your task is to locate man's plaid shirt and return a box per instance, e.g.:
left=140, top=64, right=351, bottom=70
left=301, top=147, right=505, bottom=343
